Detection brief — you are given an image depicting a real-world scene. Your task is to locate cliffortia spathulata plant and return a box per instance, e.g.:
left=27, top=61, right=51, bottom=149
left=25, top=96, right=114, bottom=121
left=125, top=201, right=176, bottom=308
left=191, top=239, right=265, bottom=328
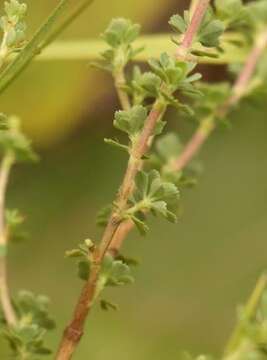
left=0, top=0, right=267, bottom=359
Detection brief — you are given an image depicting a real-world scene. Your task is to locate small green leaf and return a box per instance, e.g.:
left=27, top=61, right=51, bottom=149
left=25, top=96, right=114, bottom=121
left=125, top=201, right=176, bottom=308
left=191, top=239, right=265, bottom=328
left=130, top=68, right=162, bottom=104
left=78, top=260, right=91, bottom=281
left=1, top=290, right=56, bottom=357
left=5, top=209, right=26, bottom=243
left=99, top=254, right=135, bottom=288
left=191, top=82, right=231, bottom=120
left=131, top=214, right=149, bottom=235
left=198, top=19, right=225, bottom=48
left=0, top=114, right=38, bottom=162
left=104, top=138, right=129, bottom=153
left=155, top=133, right=183, bottom=162
left=96, top=204, right=113, bottom=227
left=102, top=18, right=140, bottom=48
left=94, top=18, right=142, bottom=74
left=169, top=13, right=187, bottom=34
left=100, top=299, right=118, bottom=311
left=114, top=105, right=147, bottom=139
left=115, top=254, right=139, bottom=267
left=128, top=170, right=180, bottom=229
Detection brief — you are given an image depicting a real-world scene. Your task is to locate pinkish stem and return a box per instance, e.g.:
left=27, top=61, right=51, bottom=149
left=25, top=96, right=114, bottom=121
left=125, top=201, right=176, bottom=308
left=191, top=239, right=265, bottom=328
left=177, top=0, right=211, bottom=59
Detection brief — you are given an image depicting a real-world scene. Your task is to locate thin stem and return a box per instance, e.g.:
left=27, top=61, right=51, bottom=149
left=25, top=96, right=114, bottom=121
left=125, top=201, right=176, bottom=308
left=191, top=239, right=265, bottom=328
left=225, top=29, right=267, bottom=108
left=189, top=0, right=199, bottom=15
left=224, top=274, right=267, bottom=355
left=108, top=221, right=134, bottom=257
left=0, top=152, right=16, bottom=326
left=176, top=0, right=211, bottom=59
left=56, top=101, right=166, bottom=359
left=113, top=69, right=131, bottom=110
left=173, top=28, right=267, bottom=173
left=173, top=115, right=214, bottom=172
left=0, top=31, right=10, bottom=71
left=0, top=0, right=94, bottom=95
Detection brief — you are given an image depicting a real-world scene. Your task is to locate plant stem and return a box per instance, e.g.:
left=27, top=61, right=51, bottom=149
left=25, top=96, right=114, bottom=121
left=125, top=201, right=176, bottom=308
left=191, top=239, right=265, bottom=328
left=56, top=2, right=210, bottom=358
left=224, top=273, right=267, bottom=355
left=225, top=29, right=267, bottom=109
left=0, top=0, right=94, bottom=95
left=173, top=115, right=214, bottom=172
left=0, top=152, right=16, bottom=326
left=105, top=28, right=267, bottom=267
left=173, top=28, right=267, bottom=173
left=113, top=69, right=131, bottom=110
left=56, top=100, right=166, bottom=360
left=176, top=0, right=211, bottom=59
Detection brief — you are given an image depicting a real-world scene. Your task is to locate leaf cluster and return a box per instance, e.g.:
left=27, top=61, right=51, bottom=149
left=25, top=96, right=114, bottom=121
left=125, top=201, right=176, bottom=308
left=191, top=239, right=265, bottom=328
left=66, top=240, right=134, bottom=291
left=0, top=113, right=37, bottom=162
left=215, top=0, right=267, bottom=35
left=150, top=133, right=201, bottom=188
left=0, top=0, right=27, bottom=56
left=147, top=53, right=202, bottom=109
left=93, top=18, right=142, bottom=74
left=191, top=82, right=231, bottom=119
left=169, top=8, right=225, bottom=58
left=0, top=291, right=55, bottom=358
left=105, top=105, right=165, bottom=153
left=128, top=55, right=202, bottom=109
left=124, top=170, right=180, bottom=234
left=65, top=239, right=95, bottom=281
left=5, top=208, right=27, bottom=243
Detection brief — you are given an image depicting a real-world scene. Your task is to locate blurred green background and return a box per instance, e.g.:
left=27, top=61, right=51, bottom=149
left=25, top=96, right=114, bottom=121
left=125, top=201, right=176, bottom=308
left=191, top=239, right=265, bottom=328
left=1, top=0, right=267, bottom=359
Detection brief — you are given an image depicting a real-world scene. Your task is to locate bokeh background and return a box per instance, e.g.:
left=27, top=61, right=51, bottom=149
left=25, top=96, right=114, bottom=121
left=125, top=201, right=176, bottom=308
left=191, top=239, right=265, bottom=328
left=1, top=0, right=267, bottom=358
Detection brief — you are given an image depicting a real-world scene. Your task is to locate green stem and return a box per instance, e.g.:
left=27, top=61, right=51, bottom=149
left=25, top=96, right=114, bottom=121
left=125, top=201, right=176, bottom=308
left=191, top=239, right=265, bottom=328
left=113, top=68, right=131, bottom=110
left=0, top=152, right=16, bottom=327
left=224, top=274, right=267, bottom=355
left=0, top=0, right=94, bottom=95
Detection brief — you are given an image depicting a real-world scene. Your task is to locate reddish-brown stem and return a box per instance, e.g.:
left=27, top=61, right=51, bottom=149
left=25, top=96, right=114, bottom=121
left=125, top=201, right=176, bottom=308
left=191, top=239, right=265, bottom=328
left=226, top=29, right=267, bottom=108
left=173, top=28, right=267, bottom=173
left=56, top=2, right=211, bottom=358
left=173, top=116, right=214, bottom=172
left=176, top=0, right=211, bottom=59
left=56, top=101, right=166, bottom=360
left=109, top=220, right=134, bottom=257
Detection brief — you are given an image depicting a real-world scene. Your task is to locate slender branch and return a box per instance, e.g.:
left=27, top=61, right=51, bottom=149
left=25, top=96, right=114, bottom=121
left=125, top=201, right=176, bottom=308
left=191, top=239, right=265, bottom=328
left=0, top=31, right=10, bottom=71
left=225, top=29, right=267, bottom=109
left=56, top=2, right=210, bottom=358
left=224, top=273, right=267, bottom=356
left=113, top=69, right=131, bottom=110
left=56, top=100, right=166, bottom=360
left=106, top=29, right=267, bottom=265
left=100, top=28, right=267, bottom=356
left=176, top=0, right=211, bottom=59
left=0, top=152, right=16, bottom=326
left=173, top=28, right=267, bottom=173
